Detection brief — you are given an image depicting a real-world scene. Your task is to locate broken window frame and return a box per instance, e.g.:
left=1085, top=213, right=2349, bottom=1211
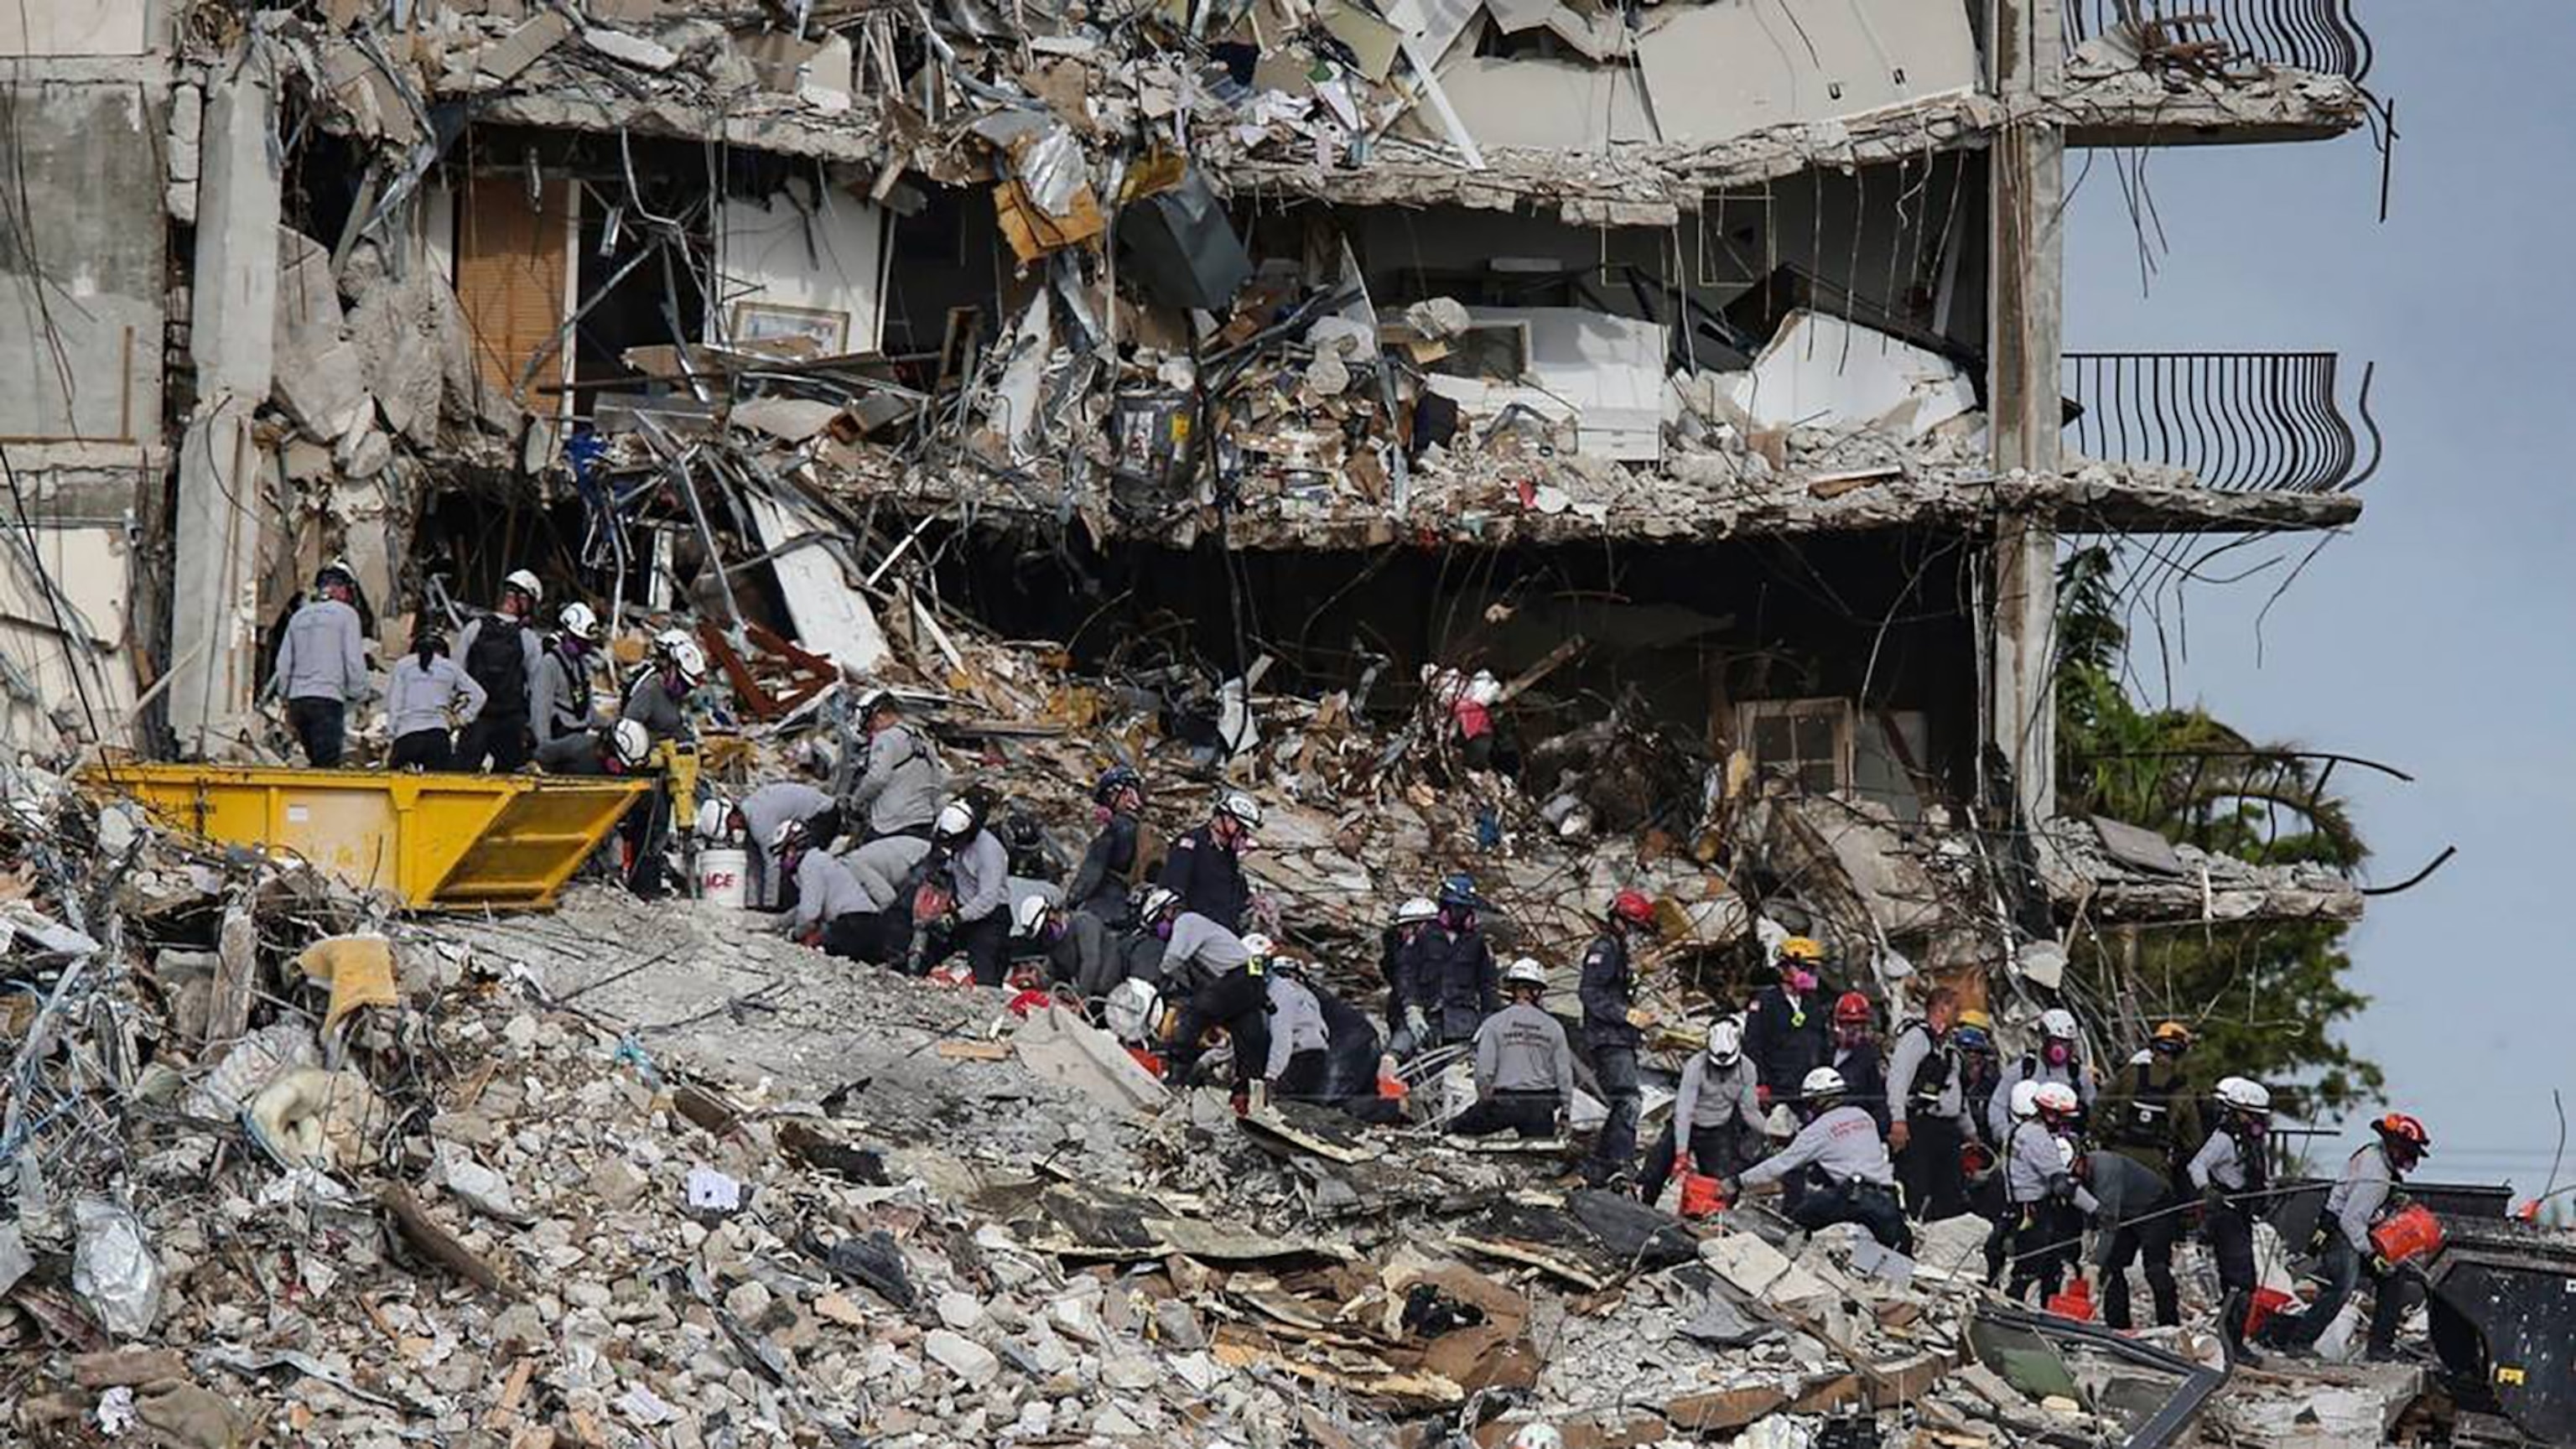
left=1738, top=697, right=1853, bottom=796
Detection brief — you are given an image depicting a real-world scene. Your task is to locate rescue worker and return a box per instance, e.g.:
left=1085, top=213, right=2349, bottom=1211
left=273, top=562, right=372, bottom=766
left=1742, top=937, right=1833, bottom=1109
left=2079, top=1145, right=2180, bottom=1330
left=1639, top=1016, right=1762, bottom=1206
left=1394, top=874, right=1499, bottom=1053
left=1885, top=987, right=1973, bottom=1221
left=924, top=799, right=1013, bottom=985
left=1577, top=888, right=1657, bottom=1187
left=733, top=780, right=840, bottom=909
left=1450, top=958, right=1576, bottom=1140
left=1723, top=1066, right=1913, bottom=1253
left=1987, top=1008, right=2094, bottom=1143
left=1999, top=1081, right=2096, bottom=1306
left=1380, top=896, right=1439, bottom=1049
left=542, top=718, right=653, bottom=779
left=846, top=688, right=944, bottom=842
left=1156, top=891, right=1252, bottom=996
left=773, top=819, right=875, bottom=960
left=531, top=601, right=606, bottom=750
left=1158, top=792, right=1259, bottom=932
left=1264, top=953, right=1333, bottom=1102
left=1955, top=1009, right=2003, bottom=1148
left=1162, top=953, right=1275, bottom=1114
left=1018, top=895, right=1120, bottom=1001
left=2189, top=1077, right=2275, bottom=1364
left=384, top=626, right=484, bottom=770
left=1065, top=765, right=1151, bottom=927
left=621, top=629, right=704, bottom=744
left=2098, top=1021, right=2205, bottom=1173
left=2270, top=1113, right=2431, bottom=1362
left=1830, top=990, right=1890, bottom=1135
left=453, top=569, right=544, bottom=771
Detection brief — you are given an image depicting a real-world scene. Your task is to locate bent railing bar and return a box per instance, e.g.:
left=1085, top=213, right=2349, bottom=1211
left=2062, top=0, right=2374, bottom=82
left=2059, top=351, right=2374, bottom=493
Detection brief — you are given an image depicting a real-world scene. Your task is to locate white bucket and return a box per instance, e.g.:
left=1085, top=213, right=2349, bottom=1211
left=698, top=848, right=749, bottom=908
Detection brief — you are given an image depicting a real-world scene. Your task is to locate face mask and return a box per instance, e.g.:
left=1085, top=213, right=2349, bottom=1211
left=1093, top=804, right=1113, bottom=825
left=1784, top=969, right=1817, bottom=995
left=1154, top=919, right=1173, bottom=941
left=1836, top=1025, right=1869, bottom=1049
left=2044, top=1041, right=2072, bottom=1068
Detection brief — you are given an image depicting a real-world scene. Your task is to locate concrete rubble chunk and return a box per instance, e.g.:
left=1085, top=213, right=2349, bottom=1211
left=924, top=1327, right=1000, bottom=1386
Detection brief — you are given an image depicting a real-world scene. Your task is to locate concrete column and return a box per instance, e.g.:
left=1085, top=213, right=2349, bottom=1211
left=167, top=46, right=280, bottom=756
left=1985, top=0, right=2064, bottom=829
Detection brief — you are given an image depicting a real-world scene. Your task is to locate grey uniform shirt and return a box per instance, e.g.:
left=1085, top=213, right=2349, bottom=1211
left=789, top=849, right=874, bottom=932
left=948, top=828, right=1010, bottom=922
left=1740, top=1104, right=1896, bottom=1190
left=2081, top=1150, right=2166, bottom=1223
left=1161, top=912, right=1249, bottom=991
left=2324, top=1145, right=2396, bottom=1246
left=741, top=783, right=834, bottom=852
left=1988, top=1056, right=2094, bottom=1142
left=451, top=616, right=542, bottom=716
left=275, top=599, right=371, bottom=704
left=2002, top=1121, right=2100, bottom=1213
left=531, top=648, right=602, bottom=744
left=1472, top=1001, right=1576, bottom=1100
left=849, top=723, right=943, bottom=835
left=1674, top=1053, right=1762, bottom=1131
left=621, top=672, right=690, bottom=743
left=2188, top=1128, right=2255, bottom=1192
left=385, top=655, right=486, bottom=737
left=1265, top=976, right=1331, bottom=1078
left=1886, top=1023, right=1968, bottom=1126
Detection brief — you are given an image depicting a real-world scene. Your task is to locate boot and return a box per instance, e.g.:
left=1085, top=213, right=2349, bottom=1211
left=2220, top=1292, right=2266, bottom=1368
left=2101, top=1273, right=2133, bottom=1331
left=2149, top=1274, right=2181, bottom=1330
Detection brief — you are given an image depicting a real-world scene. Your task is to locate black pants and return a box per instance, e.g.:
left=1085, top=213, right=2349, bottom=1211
left=2004, top=1201, right=2087, bottom=1304
left=287, top=698, right=345, bottom=766
left=1640, top=1119, right=1757, bottom=1204
left=389, top=728, right=454, bottom=771
left=1585, top=1046, right=1641, bottom=1184
left=819, top=913, right=877, bottom=962
left=1789, top=1179, right=1914, bottom=1254
left=2274, top=1225, right=2419, bottom=1357
left=1452, top=1091, right=1558, bottom=1139
left=456, top=712, right=531, bottom=772
left=1896, top=1115, right=1969, bottom=1220
left=2205, top=1199, right=2260, bottom=1353
left=1275, top=1048, right=1329, bottom=1102
left=621, top=781, right=671, bottom=897
left=940, top=911, right=1010, bottom=985
left=2100, top=1197, right=2184, bottom=1329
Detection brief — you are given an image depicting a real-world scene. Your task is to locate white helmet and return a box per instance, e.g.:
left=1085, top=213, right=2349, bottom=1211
left=1216, top=792, right=1263, bottom=829
left=558, top=601, right=601, bottom=643
left=1392, top=896, right=1439, bottom=927
left=768, top=818, right=808, bottom=853
left=2008, top=1078, right=2043, bottom=1121
left=1140, top=886, right=1180, bottom=921
left=854, top=686, right=899, bottom=718
left=1270, top=953, right=1307, bottom=978
left=1467, top=669, right=1503, bottom=707
left=933, top=800, right=977, bottom=841
left=2038, top=1007, right=2080, bottom=1041
left=1506, top=1426, right=1564, bottom=1449
left=2215, top=1076, right=2272, bottom=1114
left=1239, top=932, right=1275, bottom=963
left=1800, top=1066, right=1846, bottom=1099
left=1014, top=894, right=1052, bottom=937
left=655, top=629, right=707, bottom=684
left=1704, top=1017, right=1744, bottom=1067
left=2033, top=1081, right=2080, bottom=1119
left=1502, top=957, right=1547, bottom=991
left=609, top=719, right=652, bottom=767
left=695, top=796, right=735, bottom=840
left=503, top=568, right=543, bottom=605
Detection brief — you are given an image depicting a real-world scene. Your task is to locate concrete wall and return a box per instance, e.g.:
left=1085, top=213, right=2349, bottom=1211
left=710, top=181, right=888, bottom=356
left=0, top=0, right=153, bottom=55
left=0, top=79, right=169, bottom=449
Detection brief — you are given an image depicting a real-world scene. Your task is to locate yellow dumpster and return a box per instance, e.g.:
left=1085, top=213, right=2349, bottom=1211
left=83, top=764, right=652, bottom=911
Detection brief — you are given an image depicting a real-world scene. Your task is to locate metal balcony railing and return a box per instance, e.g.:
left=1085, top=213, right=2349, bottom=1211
left=2063, top=0, right=2374, bottom=83
left=2059, top=351, right=2381, bottom=494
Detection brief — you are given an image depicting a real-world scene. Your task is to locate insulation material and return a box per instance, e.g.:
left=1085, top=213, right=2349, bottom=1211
left=740, top=490, right=889, bottom=674
left=1424, top=307, right=1667, bottom=463
left=711, top=187, right=888, bottom=356
left=1727, top=310, right=1976, bottom=439
left=1427, top=0, right=1977, bottom=150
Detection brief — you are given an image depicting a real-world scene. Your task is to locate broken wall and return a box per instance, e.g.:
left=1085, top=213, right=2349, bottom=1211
left=710, top=184, right=889, bottom=357
left=0, top=0, right=153, bottom=55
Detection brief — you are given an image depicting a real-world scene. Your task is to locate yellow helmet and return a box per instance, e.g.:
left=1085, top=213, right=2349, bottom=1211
left=2151, top=1020, right=2193, bottom=1052
left=1956, top=1009, right=1994, bottom=1032
left=1778, top=937, right=1826, bottom=964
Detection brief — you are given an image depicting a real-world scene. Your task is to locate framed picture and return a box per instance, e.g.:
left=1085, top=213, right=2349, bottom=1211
left=728, top=300, right=849, bottom=355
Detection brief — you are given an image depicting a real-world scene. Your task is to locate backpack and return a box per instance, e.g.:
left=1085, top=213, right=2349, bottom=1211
left=465, top=615, right=530, bottom=718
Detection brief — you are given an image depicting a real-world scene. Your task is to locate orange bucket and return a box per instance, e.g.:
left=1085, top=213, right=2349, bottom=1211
left=2369, top=1203, right=2445, bottom=1267
left=2244, top=1287, right=2293, bottom=1337
left=1677, top=1172, right=1727, bottom=1219
left=2046, top=1278, right=2095, bottom=1322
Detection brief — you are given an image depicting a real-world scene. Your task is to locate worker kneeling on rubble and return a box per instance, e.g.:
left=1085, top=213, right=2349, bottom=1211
left=1017, top=894, right=1120, bottom=1002
left=1448, top=958, right=1575, bottom=1139
left=2190, top=1076, right=2275, bottom=1365
left=771, top=819, right=876, bottom=961
left=709, top=779, right=841, bottom=910
left=1997, top=1081, right=2096, bottom=1305
left=1639, top=1016, right=1762, bottom=1207
left=1725, top=1066, right=1912, bottom=1253
left=2265, top=1111, right=2432, bottom=1362
left=1394, top=875, right=1499, bottom=1056
left=1160, top=947, right=1278, bottom=1115
left=917, top=800, right=1013, bottom=984
left=1261, top=953, right=1333, bottom=1103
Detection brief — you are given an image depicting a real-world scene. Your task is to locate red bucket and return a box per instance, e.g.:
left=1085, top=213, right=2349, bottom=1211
left=1677, top=1172, right=1727, bottom=1219
left=2244, top=1287, right=2294, bottom=1338
left=2370, top=1203, right=2445, bottom=1268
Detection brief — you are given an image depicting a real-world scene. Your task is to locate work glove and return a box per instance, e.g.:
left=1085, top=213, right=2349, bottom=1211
left=1624, top=1006, right=1654, bottom=1030
left=2200, top=1182, right=2228, bottom=1215
left=2369, top=1254, right=2396, bottom=1277
left=1719, top=1176, right=1742, bottom=1201
left=1887, top=1120, right=1911, bottom=1153
left=1755, top=1084, right=1772, bottom=1111
left=1404, top=1005, right=1431, bottom=1041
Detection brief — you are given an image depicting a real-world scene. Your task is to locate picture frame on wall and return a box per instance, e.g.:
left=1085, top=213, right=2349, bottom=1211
left=727, top=300, right=850, bottom=355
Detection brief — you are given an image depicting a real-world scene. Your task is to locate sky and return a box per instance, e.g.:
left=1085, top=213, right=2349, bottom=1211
left=2059, top=3, right=2576, bottom=1196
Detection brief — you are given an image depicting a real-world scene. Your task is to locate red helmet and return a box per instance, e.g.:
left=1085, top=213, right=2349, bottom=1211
left=2376, top=1113, right=2431, bottom=1158
left=1608, top=890, right=1654, bottom=927
left=1832, top=990, right=1872, bottom=1027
